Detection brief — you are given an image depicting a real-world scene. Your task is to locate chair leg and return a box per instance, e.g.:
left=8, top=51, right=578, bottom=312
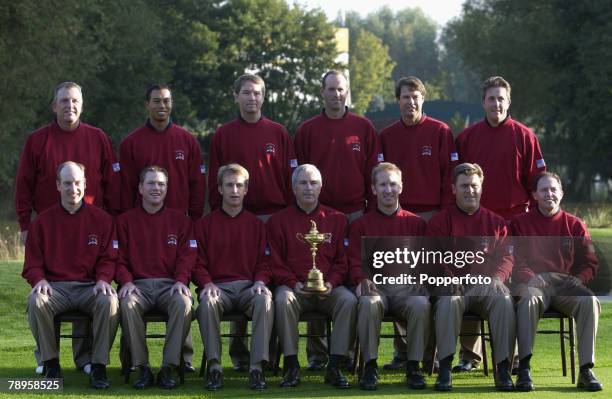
left=200, top=347, right=206, bottom=378
left=429, top=345, right=437, bottom=376
left=327, top=320, right=332, bottom=363
left=352, top=338, right=361, bottom=375
left=119, top=329, right=132, bottom=383
left=560, top=317, right=567, bottom=377
left=273, top=329, right=281, bottom=377
left=481, top=319, right=489, bottom=377
left=569, top=317, right=576, bottom=384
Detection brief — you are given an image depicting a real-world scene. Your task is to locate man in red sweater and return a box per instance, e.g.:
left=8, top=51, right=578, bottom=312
left=207, top=74, right=296, bottom=370
left=348, top=162, right=429, bottom=390
left=116, top=166, right=195, bottom=389
left=119, top=84, right=205, bottom=220
left=119, top=84, right=204, bottom=370
left=428, top=163, right=515, bottom=391
left=378, top=76, right=457, bottom=371
left=15, top=81, right=120, bottom=374
left=193, top=163, right=273, bottom=391
left=294, top=70, right=381, bottom=369
left=269, top=164, right=357, bottom=389
left=454, top=76, right=545, bottom=372
left=512, top=172, right=602, bottom=391
left=23, top=161, right=119, bottom=389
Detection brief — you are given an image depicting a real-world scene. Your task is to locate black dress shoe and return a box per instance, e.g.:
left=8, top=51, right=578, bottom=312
left=515, top=367, right=534, bottom=391
left=307, top=360, right=327, bottom=371
left=133, top=366, right=154, bottom=389
left=324, top=366, right=350, bottom=389
left=89, top=364, right=110, bottom=389
left=383, top=356, right=407, bottom=370
left=406, top=361, right=426, bottom=389
left=206, top=369, right=223, bottom=391
left=358, top=364, right=378, bottom=390
left=232, top=362, right=249, bottom=372
left=452, top=358, right=479, bottom=373
left=577, top=368, right=603, bottom=391
left=183, top=362, right=196, bottom=373
left=157, top=366, right=177, bottom=389
left=495, top=362, right=515, bottom=391
left=249, top=369, right=267, bottom=391
left=280, top=365, right=300, bottom=388
left=43, top=359, right=62, bottom=379
left=434, top=367, right=452, bottom=391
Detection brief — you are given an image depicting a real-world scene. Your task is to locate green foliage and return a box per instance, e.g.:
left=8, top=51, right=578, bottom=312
left=348, top=29, right=395, bottom=115
left=443, top=0, right=612, bottom=201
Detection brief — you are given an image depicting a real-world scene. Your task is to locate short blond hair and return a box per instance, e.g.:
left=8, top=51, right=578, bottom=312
left=371, top=162, right=402, bottom=185
left=217, top=163, right=250, bottom=187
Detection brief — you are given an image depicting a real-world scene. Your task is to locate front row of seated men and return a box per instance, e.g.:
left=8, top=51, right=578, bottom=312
left=23, top=161, right=602, bottom=391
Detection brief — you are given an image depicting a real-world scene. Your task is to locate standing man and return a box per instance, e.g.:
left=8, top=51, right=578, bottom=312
left=428, top=163, right=515, bottom=391
left=207, top=74, right=296, bottom=370
left=379, top=76, right=457, bottom=370
left=512, top=172, right=602, bottom=391
left=348, top=162, right=429, bottom=390
left=269, top=164, right=357, bottom=389
left=23, top=161, right=119, bottom=389
left=119, top=85, right=205, bottom=370
left=116, top=166, right=195, bottom=389
left=454, top=76, right=546, bottom=371
left=294, top=70, right=381, bottom=367
left=193, top=164, right=274, bottom=391
left=15, top=81, right=120, bottom=373
left=120, top=84, right=205, bottom=220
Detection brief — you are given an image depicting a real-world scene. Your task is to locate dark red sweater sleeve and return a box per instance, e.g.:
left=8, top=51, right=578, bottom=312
left=115, top=214, right=133, bottom=286
left=253, top=221, right=271, bottom=284
left=14, top=136, right=37, bottom=232
left=207, top=130, right=222, bottom=211
left=95, top=217, right=117, bottom=283
left=174, top=219, right=196, bottom=285
left=364, top=123, right=381, bottom=211
left=348, top=220, right=364, bottom=286
left=571, top=221, right=598, bottom=284
left=192, top=218, right=212, bottom=287
left=22, top=218, right=45, bottom=286
left=100, top=132, right=121, bottom=215
left=119, top=138, right=139, bottom=213
left=326, top=216, right=349, bottom=288
left=440, top=126, right=458, bottom=207
left=267, top=216, right=297, bottom=289
left=188, top=135, right=205, bottom=220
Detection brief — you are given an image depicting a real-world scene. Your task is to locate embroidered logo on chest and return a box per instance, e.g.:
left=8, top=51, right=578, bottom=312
left=265, top=143, right=276, bottom=154
left=175, top=150, right=185, bottom=161
left=167, top=234, right=178, bottom=246
left=421, top=145, right=433, bottom=156
left=345, top=136, right=361, bottom=151
left=87, top=234, right=99, bottom=246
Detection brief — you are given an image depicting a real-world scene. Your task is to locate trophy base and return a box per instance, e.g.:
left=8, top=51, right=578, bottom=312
left=303, top=285, right=328, bottom=293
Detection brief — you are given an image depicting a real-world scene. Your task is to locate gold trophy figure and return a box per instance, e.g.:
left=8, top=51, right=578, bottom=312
left=296, top=220, right=331, bottom=292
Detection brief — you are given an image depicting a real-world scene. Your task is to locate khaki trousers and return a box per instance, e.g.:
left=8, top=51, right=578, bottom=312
left=358, top=292, right=430, bottom=363
left=28, top=281, right=119, bottom=365
left=196, top=280, right=274, bottom=369
left=435, top=294, right=515, bottom=364
left=517, top=287, right=599, bottom=366
left=275, top=285, right=357, bottom=357
left=120, top=278, right=192, bottom=367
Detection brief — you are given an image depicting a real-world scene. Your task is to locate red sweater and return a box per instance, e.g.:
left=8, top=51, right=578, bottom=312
left=380, top=117, right=458, bottom=212
left=115, top=206, right=196, bottom=286
left=510, top=209, right=598, bottom=283
left=15, top=121, right=120, bottom=231
left=294, top=111, right=381, bottom=213
left=456, top=117, right=546, bottom=219
left=348, top=208, right=427, bottom=286
left=208, top=117, right=296, bottom=215
left=427, top=205, right=513, bottom=281
left=267, top=204, right=348, bottom=289
left=119, top=122, right=205, bottom=220
left=22, top=203, right=116, bottom=287
left=192, top=209, right=270, bottom=287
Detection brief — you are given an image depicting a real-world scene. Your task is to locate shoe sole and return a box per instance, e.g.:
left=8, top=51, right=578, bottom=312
left=577, top=382, right=603, bottom=391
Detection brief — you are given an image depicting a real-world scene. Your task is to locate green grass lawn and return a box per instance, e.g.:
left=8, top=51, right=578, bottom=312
left=0, top=260, right=610, bottom=398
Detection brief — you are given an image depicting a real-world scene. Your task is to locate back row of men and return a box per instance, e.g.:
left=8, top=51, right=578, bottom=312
left=16, top=72, right=601, bottom=391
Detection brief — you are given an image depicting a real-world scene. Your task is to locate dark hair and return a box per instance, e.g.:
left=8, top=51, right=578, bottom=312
left=453, top=163, right=484, bottom=184
left=233, top=74, right=265, bottom=97
left=395, top=76, right=426, bottom=99
left=139, top=165, right=168, bottom=183
left=321, top=70, right=348, bottom=89
left=145, top=84, right=172, bottom=102
left=481, top=76, right=511, bottom=101
left=533, top=171, right=562, bottom=191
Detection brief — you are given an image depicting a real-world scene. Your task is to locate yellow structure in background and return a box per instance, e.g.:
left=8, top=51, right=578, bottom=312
left=334, top=27, right=351, bottom=106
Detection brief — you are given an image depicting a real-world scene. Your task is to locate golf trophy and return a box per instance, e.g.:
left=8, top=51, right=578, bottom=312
left=296, top=220, right=331, bottom=292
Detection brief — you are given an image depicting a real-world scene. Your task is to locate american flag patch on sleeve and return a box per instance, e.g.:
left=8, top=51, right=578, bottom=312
left=344, top=238, right=349, bottom=247
left=189, top=240, right=197, bottom=248
left=536, top=159, right=546, bottom=168
left=450, top=152, right=458, bottom=161
left=377, top=153, right=384, bottom=162
left=200, top=165, right=206, bottom=174
left=112, top=240, right=119, bottom=249
left=265, top=245, right=271, bottom=256
left=290, top=159, right=298, bottom=168
left=112, top=163, right=120, bottom=172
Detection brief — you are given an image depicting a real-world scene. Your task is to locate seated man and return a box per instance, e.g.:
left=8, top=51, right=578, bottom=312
left=512, top=172, right=602, bottom=391
left=193, top=163, right=274, bottom=391
left=348, top=162, right=430, bottom=390
left=116, top=166, right=195, bottom=389
left=428, top=163, right=515, bottom=391
left=23, top=161, right=119, bottom=389
left=269, top=164, right=357, bottom=389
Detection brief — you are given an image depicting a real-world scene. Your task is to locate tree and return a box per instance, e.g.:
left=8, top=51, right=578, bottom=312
left=348, top=29, right=395, bottom=115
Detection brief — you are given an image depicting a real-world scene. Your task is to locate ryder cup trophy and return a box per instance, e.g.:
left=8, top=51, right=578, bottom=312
left=296, top=220, right=331, bottom=292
